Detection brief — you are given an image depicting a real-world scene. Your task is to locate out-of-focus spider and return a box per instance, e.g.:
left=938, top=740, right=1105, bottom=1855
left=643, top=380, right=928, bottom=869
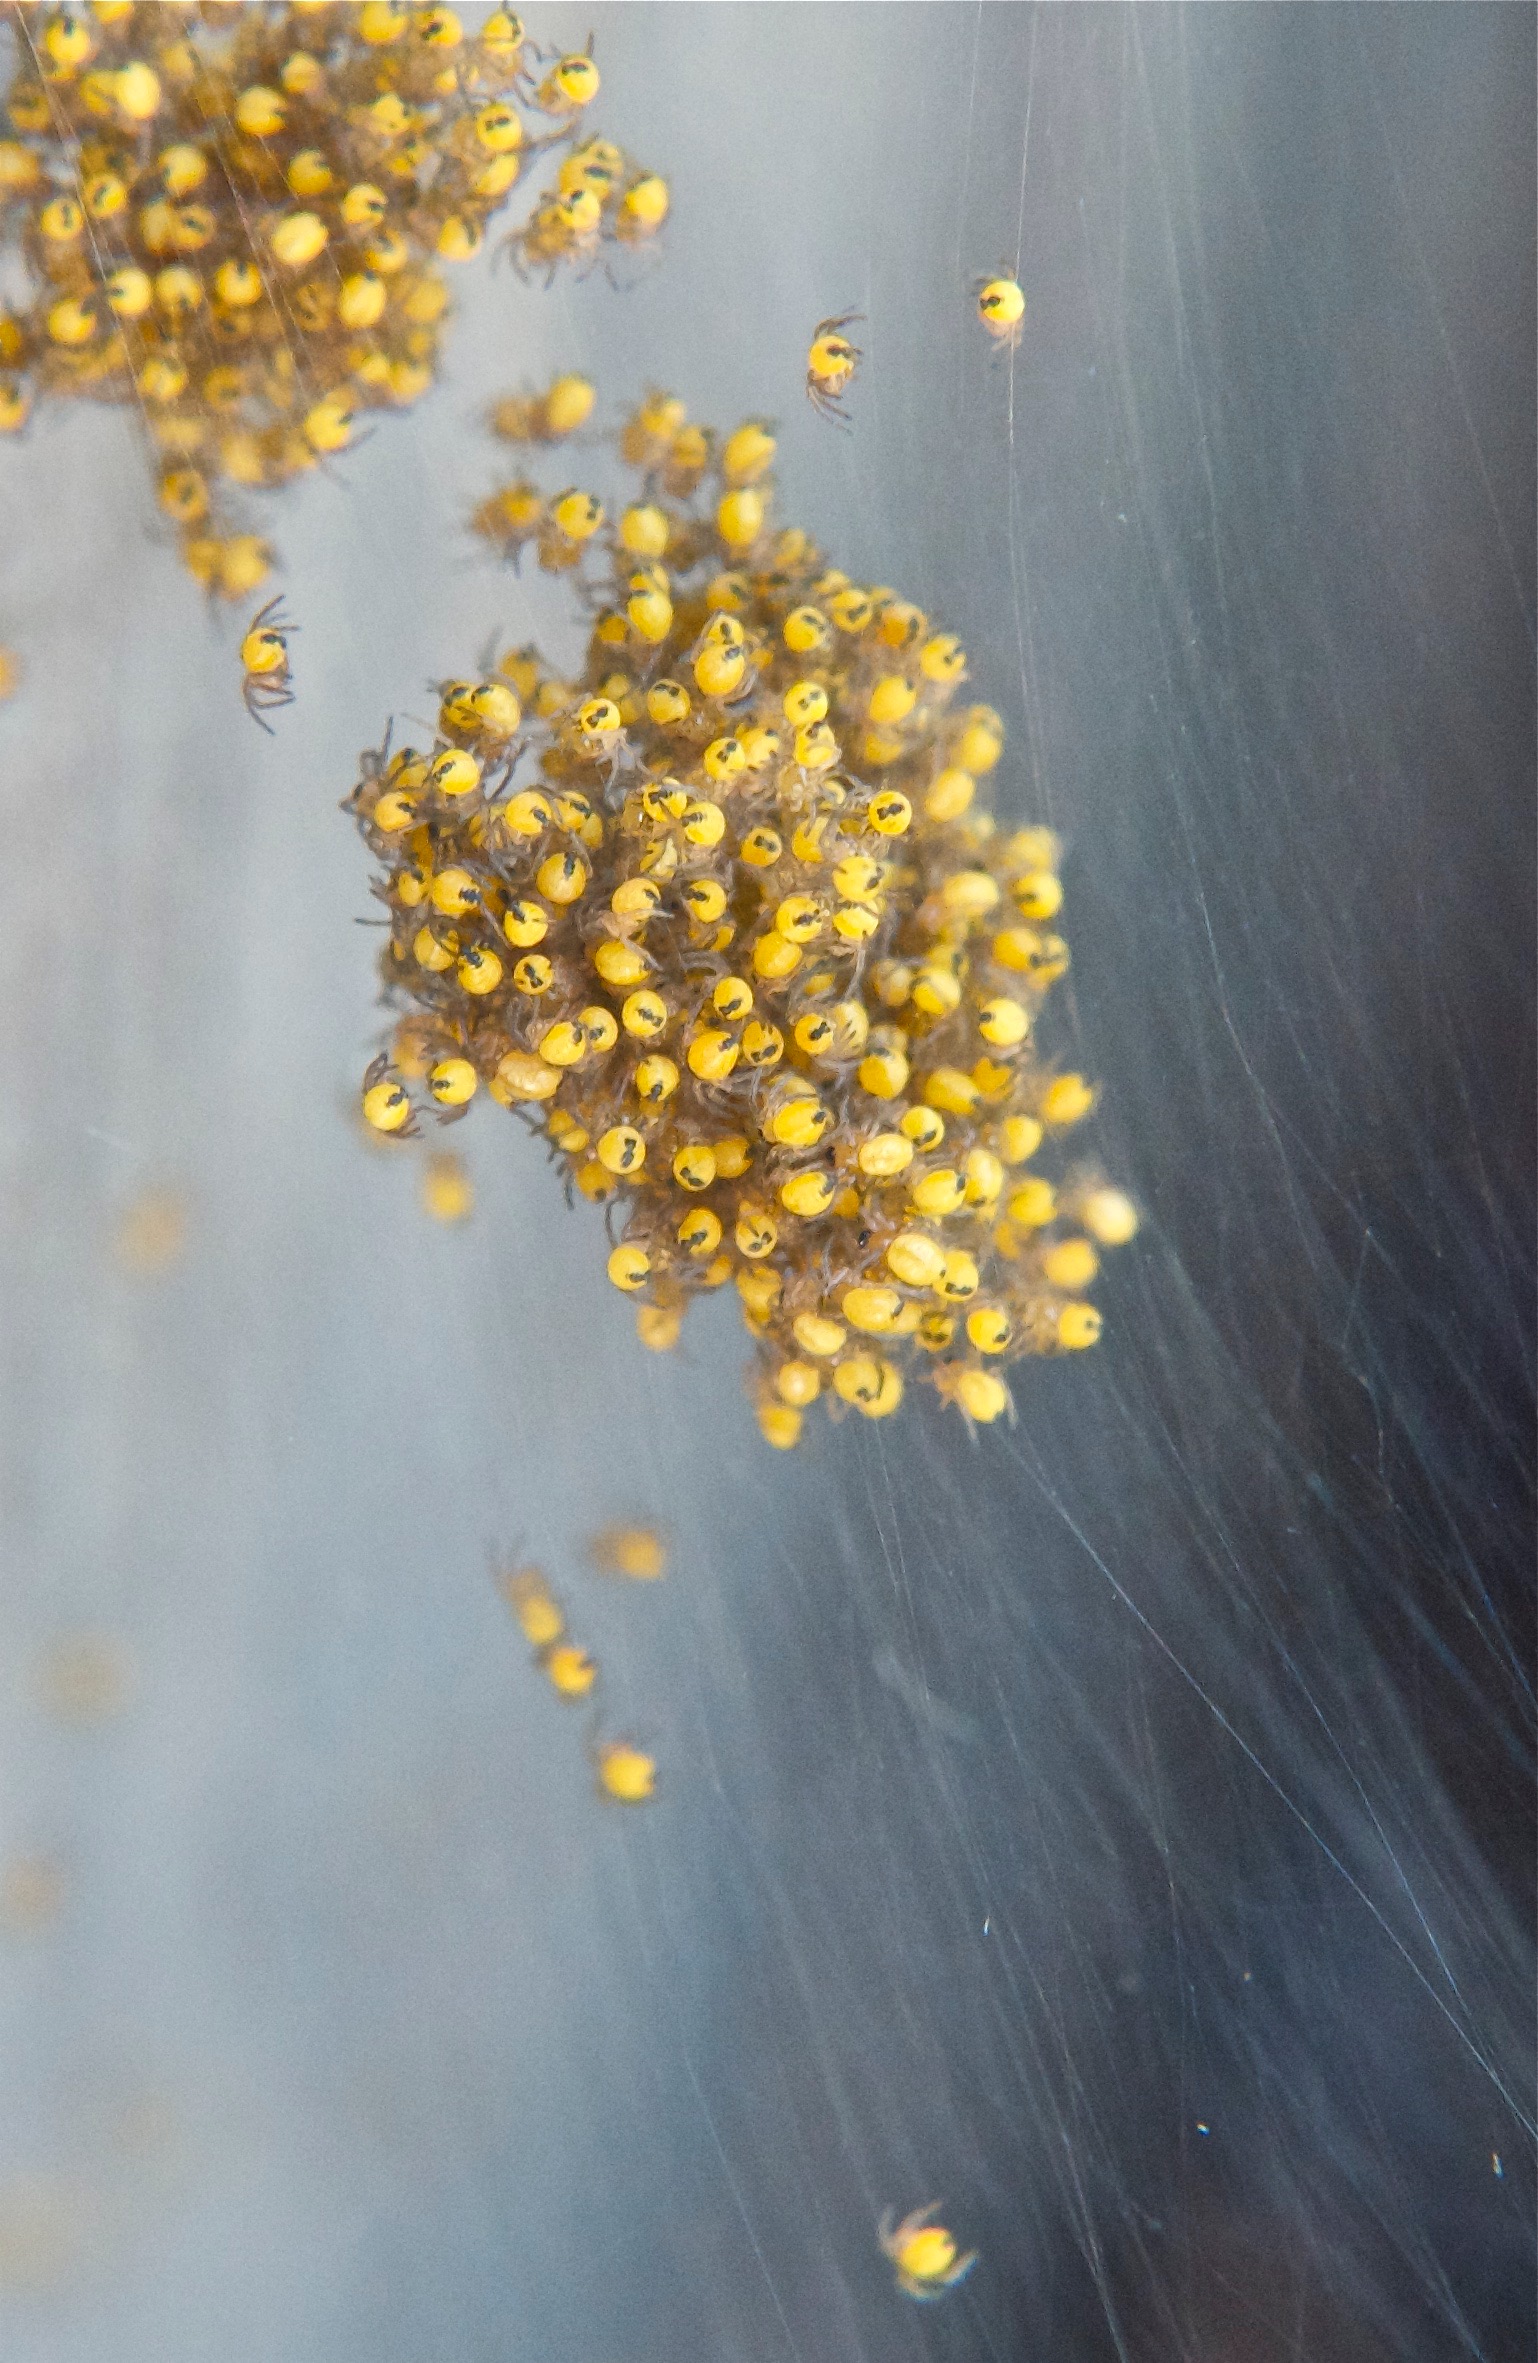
left=879, top=2204, right=978, bottom=2301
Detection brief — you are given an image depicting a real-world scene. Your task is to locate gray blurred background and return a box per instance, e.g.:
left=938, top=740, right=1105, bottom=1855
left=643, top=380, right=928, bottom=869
left=0, top=8, right=1532, bottom=2360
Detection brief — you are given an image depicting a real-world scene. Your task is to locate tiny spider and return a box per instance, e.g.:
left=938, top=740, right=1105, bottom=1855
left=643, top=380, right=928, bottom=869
left=589, top=1524, right=667, bottom=1580
left=240, top=597, right=296, bottom=733
left=540, top=1640, right=597, bottom=1700
left=500, top=1563, right=565, bottom=1650
left=975, top=271, right=1027, bottom=350
left=879, top=2204, right=978, bottom=2302
left=360, top=1052, right=419, bottom=1139
left=806, top=311, right=863, bottom=426
left=593, top=1738, right=657, bottom=1804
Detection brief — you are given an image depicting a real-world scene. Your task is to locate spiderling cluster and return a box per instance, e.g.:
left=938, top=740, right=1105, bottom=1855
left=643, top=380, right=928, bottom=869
left=351, top=388, right=1137, bottom=1448
left=0, top=2, right=663, bottom=595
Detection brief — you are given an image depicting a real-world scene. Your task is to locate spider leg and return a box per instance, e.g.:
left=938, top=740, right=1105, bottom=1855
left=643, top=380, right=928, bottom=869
left=807, top=381, right=853, bottom=430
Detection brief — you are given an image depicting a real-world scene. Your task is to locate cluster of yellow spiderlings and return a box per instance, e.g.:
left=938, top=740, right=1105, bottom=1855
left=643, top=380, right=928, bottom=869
left=353, top=388, right=1136, bottom=1448
left=0, top=2, right=661, bottom=593
left=499, top=1530, right=665, bottom=1803
left=508, top=124, right=666, bottom=283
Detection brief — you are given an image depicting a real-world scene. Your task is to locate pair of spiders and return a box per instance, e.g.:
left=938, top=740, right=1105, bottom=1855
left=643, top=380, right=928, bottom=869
left=806, top=273, right=1027, bottom=426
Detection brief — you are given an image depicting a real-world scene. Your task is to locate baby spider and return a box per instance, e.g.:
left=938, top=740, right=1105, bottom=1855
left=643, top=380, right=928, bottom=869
left=499, top=1561, right=566, bottom=1651
left=975, top=272, right=1027, bottom=351
left=806, top=311, right=863, bottom=426
left=588, top=1524, right=666, bottom=1581
left=540, top=1640, right=597, bottom=1701
left=360, top=1052, right=420, bottom=1140
left=593, top=1738, right=657, bottom=1804
left=240, top=597, right=295, bottom=734
left=879, top=2204, right=978, bottom=2302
